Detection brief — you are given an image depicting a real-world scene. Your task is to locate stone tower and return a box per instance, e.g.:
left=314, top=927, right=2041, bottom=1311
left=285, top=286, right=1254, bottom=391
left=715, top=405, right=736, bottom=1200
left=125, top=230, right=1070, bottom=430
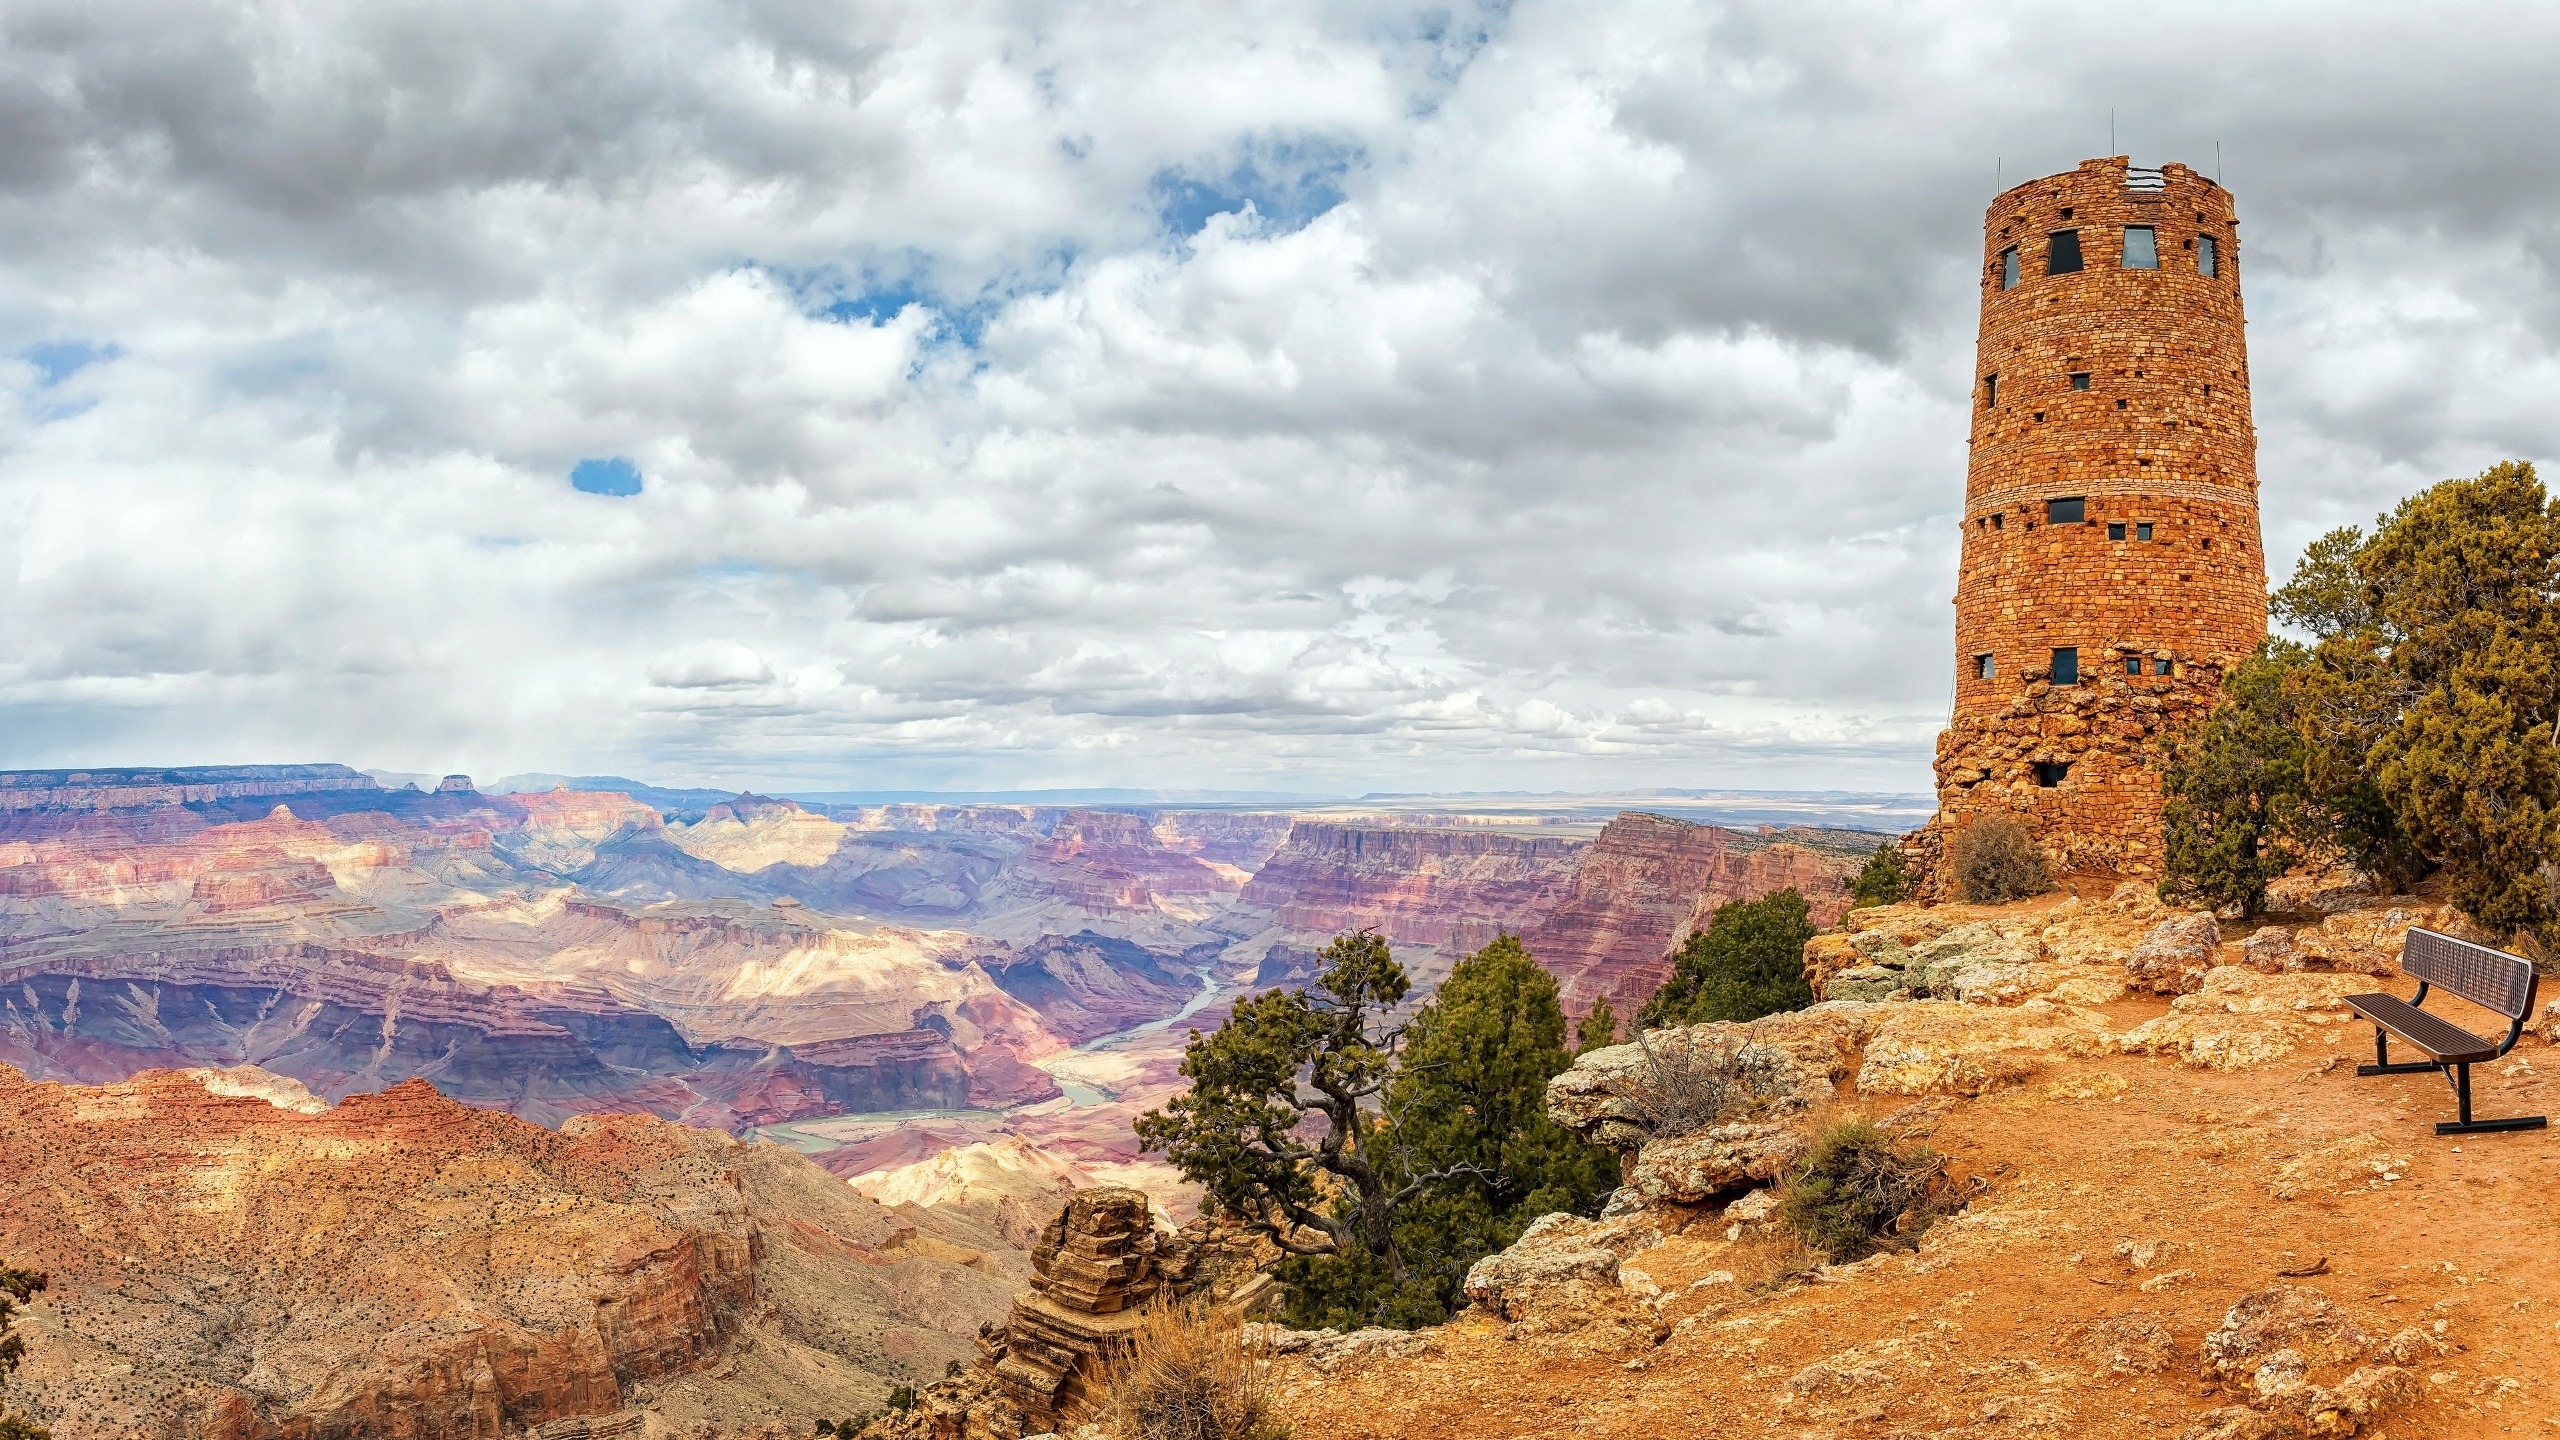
left=1921, top=156, right=2268, bottom=892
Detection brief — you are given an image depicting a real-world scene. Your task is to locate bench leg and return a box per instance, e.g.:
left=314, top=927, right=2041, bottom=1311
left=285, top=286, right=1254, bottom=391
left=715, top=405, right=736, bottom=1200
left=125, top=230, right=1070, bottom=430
left=2357, top=1027, right=2434, bottom=1077
left=2433, top=1061, right=2550, bottom=1136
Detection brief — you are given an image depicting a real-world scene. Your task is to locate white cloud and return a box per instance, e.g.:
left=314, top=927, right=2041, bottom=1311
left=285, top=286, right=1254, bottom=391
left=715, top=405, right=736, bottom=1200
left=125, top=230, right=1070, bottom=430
left=4, top=0, right=2560, bottom=792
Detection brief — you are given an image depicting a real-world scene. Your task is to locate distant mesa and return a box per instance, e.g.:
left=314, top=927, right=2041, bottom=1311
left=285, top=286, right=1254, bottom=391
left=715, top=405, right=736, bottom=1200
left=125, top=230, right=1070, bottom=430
left=436, top=774, right=477, bottom=794
left=569, top=455, right=643, bottom=496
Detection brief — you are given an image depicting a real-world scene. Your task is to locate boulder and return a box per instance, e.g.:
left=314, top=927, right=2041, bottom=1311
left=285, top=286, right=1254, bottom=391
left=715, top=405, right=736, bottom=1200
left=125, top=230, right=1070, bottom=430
left=1545, top=1007, right=1873, bottom=1152
left=2126, top=914, right=2221, bottom=995
left=2239, top=927, right=2302, bottom=974
left=1627, top=1119, right=1807, bottom=1205
left=2198, top=1286, right=2372, bottom=1381
left=1461, top=1212, right=1667, bottom=1346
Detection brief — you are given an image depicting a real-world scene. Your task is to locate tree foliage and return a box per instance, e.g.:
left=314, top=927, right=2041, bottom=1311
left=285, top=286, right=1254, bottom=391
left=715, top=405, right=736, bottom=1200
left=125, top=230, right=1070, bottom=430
left=1635, top=888, right=1817, bottom=1029
left=0, top=1264, right=47, bottom=1440
left=1139, top=932, right=1614, bottom=1332
left=2162, top=461, right=2560, bottom=938
left=1847, top=843, right=1907, bottom=908
left=1573, top=996, right=1619, bottom=1054
left=2157, top=639, right=2315, bottom=916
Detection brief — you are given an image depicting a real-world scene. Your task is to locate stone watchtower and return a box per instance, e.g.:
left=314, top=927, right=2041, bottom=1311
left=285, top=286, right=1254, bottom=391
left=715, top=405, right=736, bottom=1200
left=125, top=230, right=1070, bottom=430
left=1920, top=157, right=2268, bottom=892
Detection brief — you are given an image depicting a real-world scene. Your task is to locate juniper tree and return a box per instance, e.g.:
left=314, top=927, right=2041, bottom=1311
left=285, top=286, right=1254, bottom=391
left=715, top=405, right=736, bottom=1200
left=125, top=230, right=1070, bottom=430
left=1636, top=888, right=1817, bottom=1029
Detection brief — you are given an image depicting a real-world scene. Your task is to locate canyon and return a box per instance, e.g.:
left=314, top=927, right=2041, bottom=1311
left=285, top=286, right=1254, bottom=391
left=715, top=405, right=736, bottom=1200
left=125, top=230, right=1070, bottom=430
left=0, top=765, right=1879, bottom=1432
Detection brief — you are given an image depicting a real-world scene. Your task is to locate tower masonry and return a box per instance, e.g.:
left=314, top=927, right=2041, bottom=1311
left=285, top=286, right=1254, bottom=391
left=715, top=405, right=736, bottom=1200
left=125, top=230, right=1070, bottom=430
left=1918, top=156, right=2268, bottom=894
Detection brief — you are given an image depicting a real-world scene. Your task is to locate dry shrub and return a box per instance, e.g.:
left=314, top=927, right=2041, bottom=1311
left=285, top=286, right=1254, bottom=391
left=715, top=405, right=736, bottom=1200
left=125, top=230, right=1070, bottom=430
left=1102, top=1298, right=1290, bottom=1440
left=1775, top=1117, right=1966, bottom=1263
left=1948, top=815, right=2053, bottom=905
left=1632, top=1026, right=1787, bottom=1139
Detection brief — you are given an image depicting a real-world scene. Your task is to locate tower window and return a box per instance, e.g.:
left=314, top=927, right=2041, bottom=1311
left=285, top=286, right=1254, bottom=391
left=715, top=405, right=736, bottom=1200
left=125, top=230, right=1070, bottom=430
left=2136, top=522, right=2153, bottom=541
left=2034, top=761, right=2071, bottom=787
left=1984, top=374, right=1998, bottom=408
left=2047, top=230, right=2084, bottom=275
left=1999, top=247, right=2020, bottom=289
left=2047, top=497, right=2084, bottom=524
left=2108, top=522, right=2126, bottom=541
left=1974, top=653, right=1995, bottom=680
left=2050, top=647, right=2079, bottom=685
left=2124, top=656, right=2141, bottom=675
left=2070, top=372, right=2091, bottom=390
left=2059, top=207, right=2073, bottom=220
left=1992, top=513, right=2003, bottom=530
left=2198, top=234, right=2218, bottom=277
left=2154, top=658, right=2172, bottom=676
left=2121, top=226, right=2158, bottom=269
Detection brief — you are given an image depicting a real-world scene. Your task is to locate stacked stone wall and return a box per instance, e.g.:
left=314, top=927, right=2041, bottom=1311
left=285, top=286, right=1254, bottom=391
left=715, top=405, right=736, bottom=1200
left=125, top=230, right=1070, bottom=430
left=1927, top=157, right=2269, bottom=896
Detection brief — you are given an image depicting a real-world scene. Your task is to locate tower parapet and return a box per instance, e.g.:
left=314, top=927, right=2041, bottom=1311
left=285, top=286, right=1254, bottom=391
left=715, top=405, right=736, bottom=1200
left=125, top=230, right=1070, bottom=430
left=1920, top=157, right=2269, bottom=893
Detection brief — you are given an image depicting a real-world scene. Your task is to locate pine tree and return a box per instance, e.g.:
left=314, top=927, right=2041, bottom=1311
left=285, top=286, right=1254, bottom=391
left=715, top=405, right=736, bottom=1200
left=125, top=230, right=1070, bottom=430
left=1847, top=844, right=1907, bottom=907
left=1574, top=996, right=1619, bottom=1054
left=1275, top=935, right=1616, bottom=1330
left=1636, top=888, right=1817, bottom=1029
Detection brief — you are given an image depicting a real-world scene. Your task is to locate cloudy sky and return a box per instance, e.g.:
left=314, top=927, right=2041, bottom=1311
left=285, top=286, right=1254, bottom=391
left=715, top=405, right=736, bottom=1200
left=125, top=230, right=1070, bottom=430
left=2, top=1, right=2555, bottom=795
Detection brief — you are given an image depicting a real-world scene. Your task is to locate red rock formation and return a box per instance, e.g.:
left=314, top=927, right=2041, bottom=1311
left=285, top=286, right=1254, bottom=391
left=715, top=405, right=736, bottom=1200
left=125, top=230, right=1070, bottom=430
left=1238, top=822, right=1586, bottom=952
left=0, top=764, right=381, bottom=813
left=0, top=1065, right=1030, bottom=1438
left=1520, top=813, right=1859, bottom=1018
left=1013, top=810, right=1242, bottom=910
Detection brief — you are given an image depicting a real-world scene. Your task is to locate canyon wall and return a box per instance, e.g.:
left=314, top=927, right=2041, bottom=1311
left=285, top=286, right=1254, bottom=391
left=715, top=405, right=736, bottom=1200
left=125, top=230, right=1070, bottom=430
left=1521, top=813, right=1861, bottom=1017
left=0, top=1064, right=1026, bottom=1438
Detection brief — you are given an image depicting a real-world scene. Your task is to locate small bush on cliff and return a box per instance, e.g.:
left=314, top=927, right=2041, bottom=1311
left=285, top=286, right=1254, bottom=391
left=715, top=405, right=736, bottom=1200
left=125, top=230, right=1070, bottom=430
left=1138, top=932, right=1614, bottom=1332
left=1945, top=816, right=2050, bottom=904
left=1102, top=1299, right=1288, bottom=1440
left=0, top=1263, right=48, bottom=1440
left=1848, top=844, right=1908, bottom=907
left=1634, top=887, right=1817, bottom=1029
left=1776, top=1119, right=1957, bottom=1264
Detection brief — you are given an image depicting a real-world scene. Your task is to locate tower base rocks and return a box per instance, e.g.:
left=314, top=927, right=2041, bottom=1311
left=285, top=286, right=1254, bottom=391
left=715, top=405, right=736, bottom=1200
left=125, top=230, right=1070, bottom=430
left=1912, top=651, right=2225, bottom=901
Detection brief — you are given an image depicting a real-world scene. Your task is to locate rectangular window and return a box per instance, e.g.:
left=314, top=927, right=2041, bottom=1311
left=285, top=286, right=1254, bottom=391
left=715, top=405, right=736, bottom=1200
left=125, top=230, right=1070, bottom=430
left=2069, top=372, right=2091, bottom=390
left=1999, top=247, right=2019, bottom=289
left=2136, top=522, right=2154, bottom=541
left=2198, top=234, right=2218, bottom=277
left=2034, top=761, right=2071, bottom=788
left=1991, top=513, right=2003, bottom=530
left=2107, top=522, right=2126, bottom=541
left=2124, top=656, right=2141, bottom=675
left=2122, top=226, right=2158, bottom=269
left=1974, top=653, right=1995, bottom=680
left=2048, top=497, right=2084, bottom=524
left=1984, top=374, right=1997, bottom=408
left=2154, top=658, right=2172, bottom=676
left=2051, top=647, right=2079, bottom=685
left=2047, top=230, right=2083, bottom=275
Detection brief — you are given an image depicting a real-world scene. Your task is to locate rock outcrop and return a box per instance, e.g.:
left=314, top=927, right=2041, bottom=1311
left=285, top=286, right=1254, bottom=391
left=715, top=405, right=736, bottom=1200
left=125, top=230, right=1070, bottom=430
left=0, top=1064, right=1026, bottom=1439
left=1233, top=822, right=1587, bottom=982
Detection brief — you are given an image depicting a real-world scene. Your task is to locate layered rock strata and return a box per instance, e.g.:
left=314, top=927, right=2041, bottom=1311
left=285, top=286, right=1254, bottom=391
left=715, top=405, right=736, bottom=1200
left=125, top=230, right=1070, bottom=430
left=1521, top=813, right=1859, bottom=1017
left=0, top=1065, right=1026, bottom=1439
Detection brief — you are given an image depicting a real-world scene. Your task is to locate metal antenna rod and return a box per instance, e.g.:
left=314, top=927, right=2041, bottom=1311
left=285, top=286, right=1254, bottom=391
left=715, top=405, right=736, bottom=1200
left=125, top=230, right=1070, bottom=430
left=2110, top=108, right=2117, bottom=154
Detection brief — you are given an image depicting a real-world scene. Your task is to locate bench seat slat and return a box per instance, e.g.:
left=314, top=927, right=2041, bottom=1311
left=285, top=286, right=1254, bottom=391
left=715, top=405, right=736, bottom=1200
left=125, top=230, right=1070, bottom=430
left=2345, top=993, right=2499, bottom=1064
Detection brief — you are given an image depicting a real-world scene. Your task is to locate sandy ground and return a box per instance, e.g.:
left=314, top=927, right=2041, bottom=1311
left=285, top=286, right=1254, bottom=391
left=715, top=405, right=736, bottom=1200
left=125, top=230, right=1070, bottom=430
left=1273, top=979, right=2560, bottom=1439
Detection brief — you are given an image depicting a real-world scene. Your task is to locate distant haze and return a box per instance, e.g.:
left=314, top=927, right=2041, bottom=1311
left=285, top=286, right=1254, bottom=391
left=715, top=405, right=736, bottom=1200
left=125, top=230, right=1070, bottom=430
left=4, top=3, right=2554, bottom=793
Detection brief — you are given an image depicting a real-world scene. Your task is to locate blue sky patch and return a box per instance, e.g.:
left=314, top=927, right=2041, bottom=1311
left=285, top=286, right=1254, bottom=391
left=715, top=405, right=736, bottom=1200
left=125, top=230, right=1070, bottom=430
left=1155, top=138, right=1361, bottom=237
left=24, top=341, right=119, bottom=387
left=570, top=457, right=644, bottom=496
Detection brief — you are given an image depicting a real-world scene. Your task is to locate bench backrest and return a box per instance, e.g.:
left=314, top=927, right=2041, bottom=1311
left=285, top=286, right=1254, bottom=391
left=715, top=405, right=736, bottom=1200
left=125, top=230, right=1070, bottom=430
left=2404, top=927, right=2538, bottom=1020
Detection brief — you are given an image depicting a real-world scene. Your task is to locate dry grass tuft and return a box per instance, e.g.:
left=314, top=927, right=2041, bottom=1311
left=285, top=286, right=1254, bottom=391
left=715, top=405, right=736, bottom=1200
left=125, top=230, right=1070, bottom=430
left=1101, top=1297, right=1291, bottom=1440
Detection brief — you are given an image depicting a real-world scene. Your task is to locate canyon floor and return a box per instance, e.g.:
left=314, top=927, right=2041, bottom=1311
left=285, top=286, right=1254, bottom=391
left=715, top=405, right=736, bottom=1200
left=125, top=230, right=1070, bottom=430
left=1272, top=899, right=2560, bottom=1440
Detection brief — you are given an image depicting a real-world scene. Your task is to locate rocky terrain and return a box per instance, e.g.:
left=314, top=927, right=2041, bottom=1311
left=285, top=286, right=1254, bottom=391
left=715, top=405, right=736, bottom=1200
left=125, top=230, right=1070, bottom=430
left=0, top=1062, right=1027, bottom=1438
left=1253, top=880, right=2560, bottom=1440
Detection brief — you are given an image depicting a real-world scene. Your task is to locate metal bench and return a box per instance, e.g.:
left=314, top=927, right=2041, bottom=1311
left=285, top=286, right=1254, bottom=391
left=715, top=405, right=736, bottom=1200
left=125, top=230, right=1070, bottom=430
left=2345, top=927, right=2546, bottom=1137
